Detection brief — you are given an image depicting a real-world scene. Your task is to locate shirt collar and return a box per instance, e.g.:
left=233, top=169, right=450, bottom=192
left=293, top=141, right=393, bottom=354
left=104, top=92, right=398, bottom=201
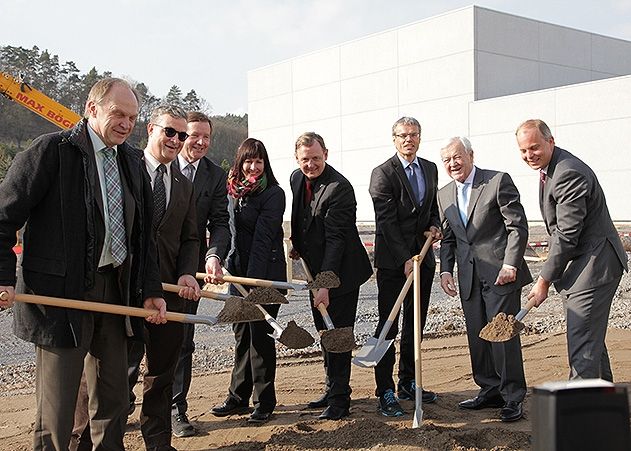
left=177, top=154, right=200, bottom=171
left=143, top=148, right=171, bottom=176
left=455, top=166, right=476, bottom=188
left=396, top=153, right=418, bottom=169
left=87, top=124, right=116, bottom=154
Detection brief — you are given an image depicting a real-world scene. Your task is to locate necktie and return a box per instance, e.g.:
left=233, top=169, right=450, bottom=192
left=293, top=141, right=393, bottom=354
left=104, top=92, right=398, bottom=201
left=153, top=164, right=167, bottom=229
left=304, top=179, right=313, bottom=206
left=102, top=148, right=127, bottom=266
left=539, top=169, right=546, bottom=185
left=407, top=164, right=421, bottom=205
left=183, top=163, right=195, bottom=182
left=458, top=182, right=470, bottom=226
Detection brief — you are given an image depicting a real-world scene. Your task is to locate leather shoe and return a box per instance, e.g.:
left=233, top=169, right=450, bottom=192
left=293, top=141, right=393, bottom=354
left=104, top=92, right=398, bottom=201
left=248, top=408, right=272, bottom=424
left=307, top=392, right=329, bottom=409
left=458, top=395, right=505, bottom=410
left=318, top=405, right=350, bottom=420
left=211, top=398, right=250, bottom=417
left=500, top=401, right=523, bottom=422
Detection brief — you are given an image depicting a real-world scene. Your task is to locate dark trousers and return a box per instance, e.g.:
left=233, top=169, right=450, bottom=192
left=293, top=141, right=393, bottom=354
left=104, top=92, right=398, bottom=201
left=128, top=320, right=185, bottom=448
left=311, top=287, right=359, bottom=409
left=373, top=263, right=432, bottom=397
left=43, top=270, right=127, bottom=451
left=226, top=303, right=280, bottom=412
left=171, top=299, right=199, bottom=416
left=462, top=272, right=526, bottom=403
left=565, top=276, right=621, bottom=381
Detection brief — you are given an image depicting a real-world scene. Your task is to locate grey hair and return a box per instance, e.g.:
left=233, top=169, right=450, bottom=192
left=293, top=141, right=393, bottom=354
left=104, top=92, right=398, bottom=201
left=149, top=104, right=187, bottom=123
left=441, top=136, right=473, bottom=154
left=391, top=117, right=421, bottom=136
left=516, top=119, right=553, bottom=140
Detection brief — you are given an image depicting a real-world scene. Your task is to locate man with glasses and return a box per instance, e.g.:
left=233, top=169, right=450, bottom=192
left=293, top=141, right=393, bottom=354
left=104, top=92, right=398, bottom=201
left=127, top=104, right=201, bottom=451
left=368, top=116, right=442, bottom=417
left=170, top=111, right=231, bottom=437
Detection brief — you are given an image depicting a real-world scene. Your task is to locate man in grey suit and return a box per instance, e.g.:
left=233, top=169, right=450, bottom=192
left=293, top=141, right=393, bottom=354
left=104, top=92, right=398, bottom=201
left=171, top=111, right=230, bottom=437
left=438, top=137, right=530, bottom=422
left=516, top=119, right=628, bottom=381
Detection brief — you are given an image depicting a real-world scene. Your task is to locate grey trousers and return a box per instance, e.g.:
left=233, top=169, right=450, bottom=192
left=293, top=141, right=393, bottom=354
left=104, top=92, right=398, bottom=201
left=564, top=276, right=621, bottom=381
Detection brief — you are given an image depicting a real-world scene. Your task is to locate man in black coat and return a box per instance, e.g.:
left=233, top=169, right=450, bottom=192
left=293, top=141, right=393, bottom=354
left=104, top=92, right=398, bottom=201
left=368, top=117, right=442, bottom=417
left=0, top=78, right=165, bottom=451
left=290, top=132, right=372, bottom=420
left=171, top=111, right=230, bottom=437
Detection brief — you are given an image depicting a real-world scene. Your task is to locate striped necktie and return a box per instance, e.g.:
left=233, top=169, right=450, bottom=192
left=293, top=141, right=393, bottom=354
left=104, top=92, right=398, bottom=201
left=153, top=164, right=167, bottom=229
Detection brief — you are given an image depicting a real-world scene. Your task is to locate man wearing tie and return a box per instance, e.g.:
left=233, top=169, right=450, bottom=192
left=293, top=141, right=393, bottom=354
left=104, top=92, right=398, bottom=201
left=516, top=119, right=627, bottom=380
left=128, top=105, right=200, bottom=450
left=290, top=132, right=372, bottom=420
left=171, top=111, right=230, bottom=437
left=438, top=137, right=530, bottom=422
left=368, top=117, right=442, bottom=417
left=0, top=78, right=165, bottom=450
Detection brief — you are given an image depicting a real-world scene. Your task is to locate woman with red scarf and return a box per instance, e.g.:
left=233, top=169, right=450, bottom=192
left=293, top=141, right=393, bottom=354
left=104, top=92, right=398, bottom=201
left=210, top=138, right=287, bottom=424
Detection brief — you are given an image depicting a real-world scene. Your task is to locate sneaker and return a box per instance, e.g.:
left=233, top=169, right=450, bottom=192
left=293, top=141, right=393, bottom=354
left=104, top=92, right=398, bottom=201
left=398, top=381, right=438, bottom=403
left=172, top=413, right=196, bottom=437
left=378, top=389, right=404, bottom=417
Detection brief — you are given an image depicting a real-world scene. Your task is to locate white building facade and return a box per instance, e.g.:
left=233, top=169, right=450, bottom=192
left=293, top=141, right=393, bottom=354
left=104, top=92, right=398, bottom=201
left=248, top=6, right=631, bottom=222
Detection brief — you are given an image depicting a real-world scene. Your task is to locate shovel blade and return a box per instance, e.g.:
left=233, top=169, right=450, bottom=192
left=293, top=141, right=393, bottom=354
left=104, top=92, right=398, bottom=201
left=352, top=337, right=394, bottom=368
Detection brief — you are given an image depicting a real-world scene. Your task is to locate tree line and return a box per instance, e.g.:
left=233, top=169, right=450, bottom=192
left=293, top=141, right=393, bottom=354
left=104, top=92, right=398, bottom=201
left=0, top=45, right=247, bottom=180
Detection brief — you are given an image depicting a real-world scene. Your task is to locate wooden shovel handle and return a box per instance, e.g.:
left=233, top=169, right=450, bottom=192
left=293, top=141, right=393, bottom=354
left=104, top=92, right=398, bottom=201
left=161, top=282, right=229, bottom=301
left=300, top=259, right=335, bottom=330
left=1, top=291, right=191, bottom=324
left=196, top=272, right=278, bottom=288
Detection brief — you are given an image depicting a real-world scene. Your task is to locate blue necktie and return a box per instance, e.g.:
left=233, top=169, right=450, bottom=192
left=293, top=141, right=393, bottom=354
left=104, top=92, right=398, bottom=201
left=458, top=182, right=469, bottom=226
left=102, top=147, right=127, bottom=266
left=407, top=165, right=421, bottom=205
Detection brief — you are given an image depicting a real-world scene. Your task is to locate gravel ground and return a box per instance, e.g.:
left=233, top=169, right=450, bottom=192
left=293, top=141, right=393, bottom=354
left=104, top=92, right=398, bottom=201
left=1, top=253, right=629, bottom=397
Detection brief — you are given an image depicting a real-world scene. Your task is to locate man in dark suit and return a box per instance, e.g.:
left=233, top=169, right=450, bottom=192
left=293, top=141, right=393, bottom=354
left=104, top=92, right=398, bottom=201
left=171, top=111, right=230, bottom=437
left=0, top=78, right=166, bottom=451
left=438, top=137, right=530, bottom=422
left=128, top=105, right=200, bottom=451
left=368, top=117, right=441, bottom=417
left=290, top=132, right=372, bottom=420
left=516, top=119, right=628, bottom=380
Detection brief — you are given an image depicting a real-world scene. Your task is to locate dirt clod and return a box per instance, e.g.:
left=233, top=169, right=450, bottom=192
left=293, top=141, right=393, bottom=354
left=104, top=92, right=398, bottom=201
left=279, top=320, right=315, bottom=349
left=307, top=271, right=341, bottom=289
left=217, top=297, right=265, bottom=323
left=479, top=312, right=525, bottom=342
left=321, top=327, right=356, bottom=353
left=247, top=287, right=288, bottom=304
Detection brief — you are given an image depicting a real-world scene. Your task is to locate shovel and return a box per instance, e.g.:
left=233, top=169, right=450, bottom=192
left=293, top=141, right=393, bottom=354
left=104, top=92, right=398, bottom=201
left=300, top=259, right=355, bottom=353
left=196, top=272, right=338, bottom=291
left=479, top=298, right=537, bottom=342
left=353, top=233, right=434, bottom=368
left=194, top=273, right=288, bottom=304
left=225, top=271, right=315, bottom=349
left=0, top=292, right=220, bottom=326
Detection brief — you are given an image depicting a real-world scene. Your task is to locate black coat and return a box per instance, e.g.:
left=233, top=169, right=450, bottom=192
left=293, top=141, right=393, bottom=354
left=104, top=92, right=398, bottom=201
left=290, top=164, right=372, bottom=295
left=0, top=119, right=162, bottom=347
left=226, top=184, right=286, bottom=282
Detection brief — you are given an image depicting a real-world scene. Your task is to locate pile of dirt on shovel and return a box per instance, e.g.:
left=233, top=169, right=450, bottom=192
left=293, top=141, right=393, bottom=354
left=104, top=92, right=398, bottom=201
left=280, top=320, right=315, bottom=349
left=321, top=326, right=356, bottom=353
left=307, top=271, right=341, bottom=289
left=217, top=297, right=264, bottom=323
left=479, top=312, right=524, bottom=342
left=247, top=287, right=288, bottom=304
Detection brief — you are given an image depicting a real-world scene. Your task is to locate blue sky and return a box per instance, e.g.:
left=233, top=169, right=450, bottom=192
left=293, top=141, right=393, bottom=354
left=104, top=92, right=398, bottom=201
left=2, top=0, right=630, bottom=114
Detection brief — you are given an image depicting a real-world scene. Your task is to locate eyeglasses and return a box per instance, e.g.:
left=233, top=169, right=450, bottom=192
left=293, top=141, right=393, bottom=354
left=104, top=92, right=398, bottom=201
left=152, top=124, right=189, bottom=142
left=394, top=132, right=420, bottom=140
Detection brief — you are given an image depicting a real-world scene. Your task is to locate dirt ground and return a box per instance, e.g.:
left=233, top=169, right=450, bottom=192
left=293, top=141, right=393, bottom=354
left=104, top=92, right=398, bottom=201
left=1, top=329, right=630, bottom=451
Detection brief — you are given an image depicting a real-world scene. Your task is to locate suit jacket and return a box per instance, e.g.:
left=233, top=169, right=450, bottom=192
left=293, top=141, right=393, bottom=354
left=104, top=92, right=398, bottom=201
left=150, top=163, right=199, bottom=311
left=0, top=119, right=163, bottom=347
left=438, top=168, right=532, bottom=300
left=539, top=147, right=627, bottom=294
left=226, top=184, right=286, bottom=282
left=174, top=156, right=230, bottom=271
left=369, top=154, right=440, bottom=269
left=290, top=165, right=372, bottom=295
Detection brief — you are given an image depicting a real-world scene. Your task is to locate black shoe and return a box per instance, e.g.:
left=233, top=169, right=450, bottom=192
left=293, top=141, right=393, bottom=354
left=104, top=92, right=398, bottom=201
left=248, top=408, right=272, bottom=424
left=500, top=401, right=523, bottom=422
left=211, top=398, right=250, bottom=417
left=172, top=413, right=196, bottom=437
left=318, top=405, right=350, bottom=420
left=378, top=389, right=404, bottom=417
left=307, top=392, right=329, bottom=409
left=397, top=381, right=438, bottom=404
left=458, top=395, right=505, bottom=410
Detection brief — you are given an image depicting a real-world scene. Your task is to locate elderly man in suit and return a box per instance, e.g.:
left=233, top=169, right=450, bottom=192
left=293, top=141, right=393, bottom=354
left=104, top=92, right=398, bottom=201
left=438, top=137, right=530, bottom=422
left=516, top=119, right=628, bottom=381
left=127, top=104, right=200, bottom=451
left=0, top=78, right=165, bottom=451
left=171, top=111, right=230, bottom=437
left=290, top=132, right=372, bottom=420
left=368, top=117, right=442, bottom=417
